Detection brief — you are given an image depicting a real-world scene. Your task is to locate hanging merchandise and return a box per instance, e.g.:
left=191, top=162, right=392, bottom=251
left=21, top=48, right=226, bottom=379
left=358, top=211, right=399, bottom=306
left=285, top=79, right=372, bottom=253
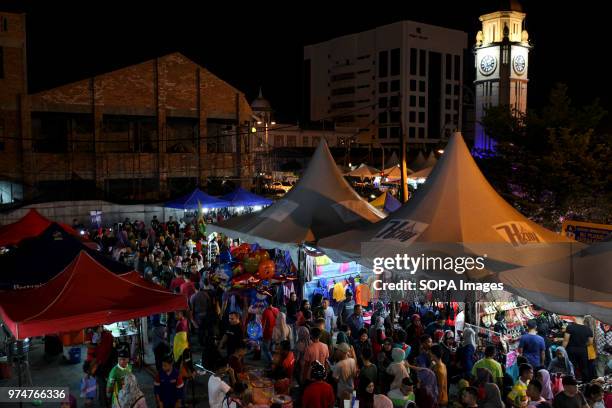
left=355, top=283, right=371, bottom=307
left=333, top=281, right=347, bottom=302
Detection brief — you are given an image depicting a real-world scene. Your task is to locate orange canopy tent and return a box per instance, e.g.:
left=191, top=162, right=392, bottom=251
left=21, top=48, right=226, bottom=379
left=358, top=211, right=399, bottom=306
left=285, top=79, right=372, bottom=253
left=0, top=209, right=80, bottom=247
left=0, top=251, right=187, bottom=339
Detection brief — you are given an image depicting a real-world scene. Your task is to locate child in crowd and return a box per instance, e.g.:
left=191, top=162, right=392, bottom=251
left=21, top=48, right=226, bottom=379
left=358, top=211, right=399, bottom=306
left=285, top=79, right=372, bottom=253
left=80, top=361, right=97, bottom=406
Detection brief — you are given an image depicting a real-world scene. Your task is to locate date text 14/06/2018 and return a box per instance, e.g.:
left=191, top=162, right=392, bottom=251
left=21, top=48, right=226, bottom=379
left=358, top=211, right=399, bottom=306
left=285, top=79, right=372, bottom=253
left=372, top=279, right=504, bottom=293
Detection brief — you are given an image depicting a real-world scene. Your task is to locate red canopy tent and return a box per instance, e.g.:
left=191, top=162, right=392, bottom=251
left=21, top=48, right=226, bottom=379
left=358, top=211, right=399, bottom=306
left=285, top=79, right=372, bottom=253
left=0, top=209, right=80, bottom=247
left=0, top=251, right=187, bottom=339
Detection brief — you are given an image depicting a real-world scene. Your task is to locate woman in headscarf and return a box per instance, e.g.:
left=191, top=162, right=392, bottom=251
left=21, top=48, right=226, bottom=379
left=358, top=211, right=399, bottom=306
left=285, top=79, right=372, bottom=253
left=387, top=348, right=410, bottom=390
left=407, top=314, right=424, bottom=348
left=296, top=299, right=310, bottom=327
left=371, top=316, right=386, bottom=360
left=459, top=326, right=477, bottom=376
left=475, top=367, right=505, bottom=408
left=441, top=330, right=456, bottom=370
left=272, top=311, right=292, bottom=348
left=357, top=373, right=394, bottom=408
left=335, top=328, right=356, bottom=360
left=415, top=368, right=439, bottom=408
left=548, top=346, right=574, bottom=376
left=116, top=374, right=147, bottom=408
left=535, top=369, right=554, bottom=402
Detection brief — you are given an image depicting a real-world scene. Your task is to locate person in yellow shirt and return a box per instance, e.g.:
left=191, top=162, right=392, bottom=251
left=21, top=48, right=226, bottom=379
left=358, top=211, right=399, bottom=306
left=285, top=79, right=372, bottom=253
left=429, top=344, right=448, bottom=407
left=507, top=363, right=533, bottom=407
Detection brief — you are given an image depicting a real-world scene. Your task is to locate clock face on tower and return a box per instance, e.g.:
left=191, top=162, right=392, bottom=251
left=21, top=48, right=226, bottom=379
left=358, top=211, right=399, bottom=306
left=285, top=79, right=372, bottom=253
left=479, top=55, right=497, bottom=75
left=513, top=55, right=526, bottom=75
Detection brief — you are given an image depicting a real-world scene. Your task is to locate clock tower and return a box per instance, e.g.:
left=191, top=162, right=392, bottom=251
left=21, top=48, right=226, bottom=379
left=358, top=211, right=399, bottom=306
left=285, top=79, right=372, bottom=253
left=474, top=1, right=531, bottom=151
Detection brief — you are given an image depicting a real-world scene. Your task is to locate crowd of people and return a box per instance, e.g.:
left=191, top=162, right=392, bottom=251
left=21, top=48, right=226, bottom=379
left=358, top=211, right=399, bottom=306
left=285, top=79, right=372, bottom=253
left=70, top=215, right=611, bottom=408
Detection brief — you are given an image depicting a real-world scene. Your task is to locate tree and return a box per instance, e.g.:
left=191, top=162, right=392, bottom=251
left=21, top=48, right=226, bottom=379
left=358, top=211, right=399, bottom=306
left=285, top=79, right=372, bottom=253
left=478, top=83, right=611, bottom=229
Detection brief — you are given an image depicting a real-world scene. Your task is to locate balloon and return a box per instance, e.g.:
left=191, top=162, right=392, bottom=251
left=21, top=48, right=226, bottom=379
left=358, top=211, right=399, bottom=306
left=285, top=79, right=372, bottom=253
left=243, top=255, right=259, bottom=274
left=257, top=259, right=276, bottom=280
left=232, top=263, right=245, bottom=276
left=256, top=249, right=270, bottom=262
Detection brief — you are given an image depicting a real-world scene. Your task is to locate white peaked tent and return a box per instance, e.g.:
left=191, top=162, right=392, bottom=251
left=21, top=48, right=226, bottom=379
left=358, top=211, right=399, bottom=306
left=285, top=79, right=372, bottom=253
left=423, top=151, right=438, bottom=168
left=346, top=163, right=381, bottom=179
left=499, top=240, right=612, bottom=324
left=385, top=151, right=400, bottom=168
left=408, top=166, right=433, bottom=181
left=383, top=165, right=414, bottom=180
left=208, top=140, right=385, bottom=258
left=319, top=132, right=579, bottom=274
left=411, top=151, right=427, bottom=171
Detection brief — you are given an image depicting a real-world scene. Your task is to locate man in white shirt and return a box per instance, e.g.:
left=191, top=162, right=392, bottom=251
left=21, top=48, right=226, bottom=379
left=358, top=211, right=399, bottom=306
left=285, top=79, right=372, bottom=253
left=207, top=370, right=231, bottom=408
left=322, top=298, right=336, bottom=333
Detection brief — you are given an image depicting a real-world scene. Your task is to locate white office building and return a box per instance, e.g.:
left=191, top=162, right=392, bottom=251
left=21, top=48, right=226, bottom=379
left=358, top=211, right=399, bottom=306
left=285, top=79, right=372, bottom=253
left=304, top=20, right=468, bottom=146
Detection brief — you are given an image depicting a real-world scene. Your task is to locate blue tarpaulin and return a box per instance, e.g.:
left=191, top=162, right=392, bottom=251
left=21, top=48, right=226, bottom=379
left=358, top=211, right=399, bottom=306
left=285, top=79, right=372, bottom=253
left=221, top=187, right=273, bottom=207
left=164, top=188, right=230, bottom=209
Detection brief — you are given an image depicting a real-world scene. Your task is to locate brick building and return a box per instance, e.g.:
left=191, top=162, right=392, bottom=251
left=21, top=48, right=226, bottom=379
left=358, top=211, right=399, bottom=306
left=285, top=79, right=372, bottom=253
left=0, top=12, right=255, bottom=204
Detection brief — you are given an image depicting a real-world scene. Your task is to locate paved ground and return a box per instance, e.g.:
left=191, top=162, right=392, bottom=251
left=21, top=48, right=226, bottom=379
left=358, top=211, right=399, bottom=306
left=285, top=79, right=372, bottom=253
left=0, top=337, right=214, bottom=407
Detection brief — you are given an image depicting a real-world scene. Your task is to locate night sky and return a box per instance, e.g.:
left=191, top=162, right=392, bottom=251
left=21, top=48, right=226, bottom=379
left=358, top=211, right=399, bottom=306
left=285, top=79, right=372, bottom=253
left=3, top=1, right=609, bottom=125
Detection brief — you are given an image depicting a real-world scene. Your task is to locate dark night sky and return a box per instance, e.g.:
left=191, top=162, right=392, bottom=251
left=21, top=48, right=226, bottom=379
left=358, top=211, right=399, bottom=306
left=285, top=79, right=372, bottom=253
left=3, top=1, right=609, bottom=124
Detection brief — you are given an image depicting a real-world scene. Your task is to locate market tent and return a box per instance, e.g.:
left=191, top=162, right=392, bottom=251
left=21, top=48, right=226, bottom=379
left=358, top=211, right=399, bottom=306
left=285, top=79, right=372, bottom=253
left=383, top=165, right=414, bottom=180
left=385, top=151, right=400, bottom=168
left=0, top=223, right=132, bottom=289
left=408, top=166, right=434, bottom=181
left=208, top=140, right=385, bottom=256
left=423, top=151, right=438, bottom=168
left=345, top=163, right=381, bottom=179
left=164, top=188, right=230, bottom=210
left=221, top=187, right=273, bottom=208
left=370, top=192, right=401, bottom=213
left=410, top=151, right=427, bottom=171
left=0, top=251, right=187, bottom=339
left=319, top=132, right=578, bottom=273
left=499, top=240, right=612, bottom=324
left=0, top=209, right=80, bottom=247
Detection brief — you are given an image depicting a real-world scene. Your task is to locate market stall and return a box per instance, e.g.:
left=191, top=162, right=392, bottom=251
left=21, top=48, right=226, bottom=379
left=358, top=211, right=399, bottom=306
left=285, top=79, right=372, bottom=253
left=0, top=223, right=132, bottom=289
left=369, top=191, right=401, bottom=213
left=0, top=251, right=187, bottom=340
left=164, top=188, right=230, bottom=210
left=221, top=187, right=273, bottom=211
left=0, top=209, right=80, bottom=247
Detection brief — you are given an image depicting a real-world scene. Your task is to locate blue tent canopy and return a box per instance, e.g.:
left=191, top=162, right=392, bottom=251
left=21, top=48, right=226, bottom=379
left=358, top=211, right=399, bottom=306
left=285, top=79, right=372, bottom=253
left=165, top=188, right=230, bottom=209
left=383, top=191, right=401, bottom=213
left=221, top=187, right=273, bottom=207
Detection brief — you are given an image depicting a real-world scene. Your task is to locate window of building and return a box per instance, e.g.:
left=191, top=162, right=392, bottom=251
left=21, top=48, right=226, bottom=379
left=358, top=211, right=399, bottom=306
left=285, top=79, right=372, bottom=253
left=303, top=136, right=309, bottom=146
left=312, top=136, right=320, bottom=146
left=418, top=96, right=425, bottom=108
left=286, top=135, right=296, bottom=147
left=418, top=112, right=425, bottom=124
left=419, top=49, right=426, bottom=76
left=409, top=127, right=416, bottom=139
left=390, top=95, right=399, bottom=108
left=410, top=48, right=417, bottom=75
left=454, top=99, right=459, bottom=110
left=379, top=97, right=388, bottom=108
left=274, top=135, right=284, bottom=146
left=356, top=99, right=369, bottom=104
left=378, top=128, right=387, bottom=139
left=409, top=95, right=416, bottom=107
left=390, top=111, right=401, bottom=123
left=331, top=86, right=355, bottom=96
left=454, top=113, right=459, bottom=124
left=445, top=99, right=451, bottom=109
left=454, top=55, right=461, bottom=81
left=454, top=85, right=460, bottom=95
left=445, top=114, right=451, bottom=124
left=331, top=72, right=356, bottom=81
left=446, top=54, right=452, bottom=80
left=356, top=84, right=370, bottom=89
left=446, top=84, right=452, bottom=94
left=357, top=54, right=370, bottom=60
left=331, top=101, right=356, bottom=110
left=378, top=112, right=388, bottom=124
left=378, top=82, right=388, bottom=93
left=409, top=111, right=416, bottom=123
left=419, top=81, right=425, bottom=93
left=390, top=48, right=401, bottom=76
left=410, top=80, right=417, bottom=92
left=379, top=50, right=388, bottom=78
left=418, top=127, right=425, bottom=138
left=357, top=70, right=371, bottom=75
left=390, top=126, right=400, bottom=138
left=390, top=79, right=400, bottom=92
